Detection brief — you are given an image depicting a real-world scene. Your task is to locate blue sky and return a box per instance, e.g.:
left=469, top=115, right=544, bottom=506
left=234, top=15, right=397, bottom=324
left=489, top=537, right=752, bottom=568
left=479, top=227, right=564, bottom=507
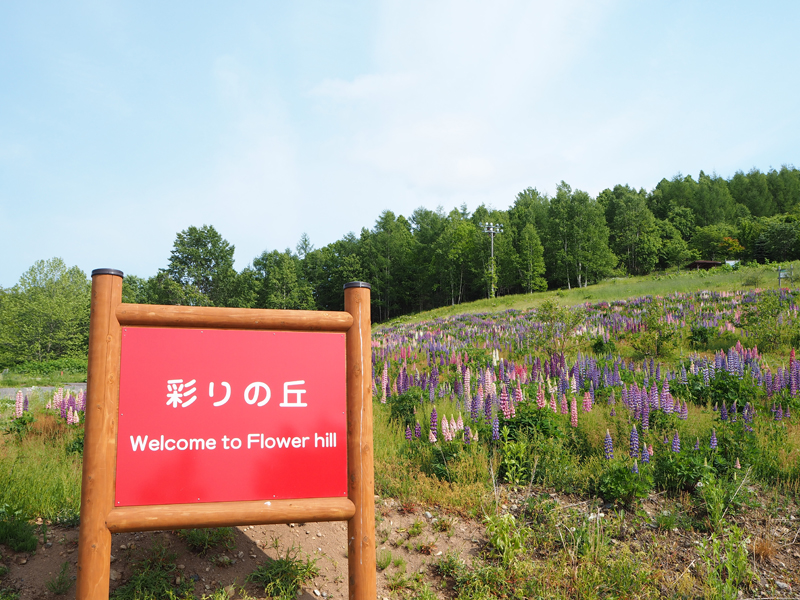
left=1, top=1, right=798, bottom=287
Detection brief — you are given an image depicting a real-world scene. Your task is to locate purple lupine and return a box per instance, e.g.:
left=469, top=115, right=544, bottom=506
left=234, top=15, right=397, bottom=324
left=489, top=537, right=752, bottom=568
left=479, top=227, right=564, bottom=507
left=720, top=402, right=728, bottom=422
left=775, top=405, right=783, bottom=421
left=603, top=429, right=614, bottom=460
left=710, top=429, right=718, bottom=449
left=464, top=425, right=471, bottom=445
left=641, top=444, right=650, bottom=464
left=405, top=426, right=412, bottom=441
left=414, top=422, right=421, bottom=439
left=430, top=407, right=438, bottom=434
left=680, top=400, right=688, bottom=420
left=671, top=431, right=681, bottom=453
left=629, top=424, right=639, bottom=459
left=694, top=437, right=700, bottom=451
left=631, top=460, right=639, bottom=474
left=491, top=416, right=500, bottom=441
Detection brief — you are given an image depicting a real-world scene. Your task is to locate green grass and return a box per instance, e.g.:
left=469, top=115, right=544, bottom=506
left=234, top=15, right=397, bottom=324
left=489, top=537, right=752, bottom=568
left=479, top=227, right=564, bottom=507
left=246, top=542, right=318, bottom=600
left=0, top=411, right=82, bottom=522
left=111, top=542, right=196, bottom=600
left=177, top=527, right=235, bottom=556
left=379, top=261, right=798, bottom=327
left=0, top=370, right=86, bottom=388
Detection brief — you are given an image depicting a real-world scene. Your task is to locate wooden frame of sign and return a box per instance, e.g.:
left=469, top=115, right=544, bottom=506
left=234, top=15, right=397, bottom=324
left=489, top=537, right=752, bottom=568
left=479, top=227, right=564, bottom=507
left=76, top=270, right=375, bottom=600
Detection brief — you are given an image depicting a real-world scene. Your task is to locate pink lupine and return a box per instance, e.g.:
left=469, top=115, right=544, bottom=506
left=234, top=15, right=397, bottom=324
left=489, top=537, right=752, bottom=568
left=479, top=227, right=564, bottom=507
left=500, top=386, right=512, bottom=419
left=560, top=394, right=568, bottom=415
left=514, top=383, right=523, bottom=406
left=570, top=396, right=578, bottom=428
left=450, top=415, right=457, bottom=434
left=582, top=391, right=592, bottom=412
left=464, top=367, right=471, bottom=401
left=382, top=361, right=389, bottom=399
left=536, top=385, right=546, bottom=409
left=441, top=419, right=452, bottom=442
left=14, top=391, right=24, bottom=418
left=429, top=429, right=437, bottom=443
left=550, top=391, right=558, bottom=413
left=456, top=413, right=464, bottom=431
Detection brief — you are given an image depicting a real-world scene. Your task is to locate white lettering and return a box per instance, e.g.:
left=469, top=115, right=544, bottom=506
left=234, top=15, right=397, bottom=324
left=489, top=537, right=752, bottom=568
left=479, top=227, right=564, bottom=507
left=230, top=437, right=242, bottom=449
left=176, top=439, right=188, bottom=451
left=206, top=438, right=216, bottom=450
left=265, top=437, right=276, bottom=449
left=247, top=433, right=260, bottom=449
left=244, top=382, right=271, bottom=407
left=165, top=439, right=176, bottom=451
left=189, top=438, right=205, bottom=451
left=302, top=436, right=309, bottom=447
left=149, top=439, right=160, bottom=451
left=315, top=433, right=325, bottom=448
left=130, top=435, right=148, bottom=451
left=276, top=437, right=291, bottom=448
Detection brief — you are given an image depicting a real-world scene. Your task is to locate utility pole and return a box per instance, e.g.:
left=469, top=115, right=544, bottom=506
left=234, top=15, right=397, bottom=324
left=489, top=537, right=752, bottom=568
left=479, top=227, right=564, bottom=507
left=481, top=222, right=503, bottom=298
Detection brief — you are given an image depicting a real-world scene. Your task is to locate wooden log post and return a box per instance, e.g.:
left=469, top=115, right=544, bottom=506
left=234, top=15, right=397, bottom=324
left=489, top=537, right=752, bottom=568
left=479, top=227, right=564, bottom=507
left=344, top=282, right=376, bottom=600
left=77, top=269, right=124, bottom=599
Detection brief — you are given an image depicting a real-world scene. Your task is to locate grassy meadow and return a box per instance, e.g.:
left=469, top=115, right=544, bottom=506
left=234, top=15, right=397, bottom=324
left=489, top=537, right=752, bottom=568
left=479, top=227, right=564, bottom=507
left=2, top=264, right=800, bottom=599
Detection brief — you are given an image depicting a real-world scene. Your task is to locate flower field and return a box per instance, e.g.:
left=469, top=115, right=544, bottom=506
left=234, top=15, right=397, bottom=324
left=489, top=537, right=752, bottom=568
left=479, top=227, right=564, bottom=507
left=2, top=287, right=800, bottom=598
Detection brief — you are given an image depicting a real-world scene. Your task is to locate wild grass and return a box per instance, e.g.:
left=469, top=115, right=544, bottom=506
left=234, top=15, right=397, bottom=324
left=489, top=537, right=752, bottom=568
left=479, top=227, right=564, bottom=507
left=380, top=261, right=799, bottom=327
left=0, top=407, right=82, bottom=522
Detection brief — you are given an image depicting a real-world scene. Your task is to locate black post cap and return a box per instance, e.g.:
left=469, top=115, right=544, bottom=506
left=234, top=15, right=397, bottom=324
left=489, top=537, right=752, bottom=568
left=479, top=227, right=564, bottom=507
left=91, top=269, right=124, bottom=278
left=343, top=281, right=371, bottom=290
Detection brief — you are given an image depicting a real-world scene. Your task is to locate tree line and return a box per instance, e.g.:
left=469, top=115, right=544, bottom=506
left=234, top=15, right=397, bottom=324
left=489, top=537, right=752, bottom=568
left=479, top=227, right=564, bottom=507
left=2, top=165, right=799, bottom=367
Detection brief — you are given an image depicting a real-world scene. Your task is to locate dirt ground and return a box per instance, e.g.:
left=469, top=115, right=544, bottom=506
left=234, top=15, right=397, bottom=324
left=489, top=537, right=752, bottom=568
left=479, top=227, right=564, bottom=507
left=2, top=490, right=799, bottom=599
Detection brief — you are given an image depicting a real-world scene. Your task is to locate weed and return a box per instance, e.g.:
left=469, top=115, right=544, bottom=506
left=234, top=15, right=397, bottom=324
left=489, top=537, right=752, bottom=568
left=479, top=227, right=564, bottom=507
left=433, top=550, right=463, bottom=579
left=0, top=506, right=37, bottom=553
left=392, top=556, right=407, bottom=570
left=385, top=571, right=412, bottom=591
left=432, top=516, right=452, bottom=533
left=247, top=543, right=318, bottom=600
left=484, top=513, right=525, bottom=565
left=111, top=542, right=195, bottom=600
left=696, top=524, right=753, bottom=599
left=45, top=561, right=72, bottom=595
left=376, top=549, right=392, bottom=570
left=178, top=527, right=235, bottom=556
left=0, top=588, right=19, bottom=600
left=655, top=510, right=677, bottom=531
left=407, top=519, right=424, bottom=538
left=752, top=537, right=776, bottom=563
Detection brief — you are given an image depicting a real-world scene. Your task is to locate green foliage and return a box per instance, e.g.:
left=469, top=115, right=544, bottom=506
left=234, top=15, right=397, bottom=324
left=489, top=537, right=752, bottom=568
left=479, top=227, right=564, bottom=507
left=689, top=324, right=713, bottom=349
left=247, top=542, right=319, bottom=600
left=499, top=427, right=529, bottom=486
left=653, top=449, right=714, bottom=493
left=591, top=335, right=617, bottom=355
left=597, top=461, right=653, bottom=506
left=177, top=527, right=235, bottom=556
left=387, top=387, right=422, bottom=428
left=629, top=302, right=675, bottom=357
left=0, top=258, right=90, bottom=367
left=483, top=513, right=525, bottom=566
left=45, top=562, right=72, bottom=595
left=111, top=542, right=195, bottom=600
left=376, top=549, right=392, bottom=570
left=3, top=411, right=33, bottom=438
left=0, top=505, right=37, bottom=552
left=697, top=524, right=753, bottom=599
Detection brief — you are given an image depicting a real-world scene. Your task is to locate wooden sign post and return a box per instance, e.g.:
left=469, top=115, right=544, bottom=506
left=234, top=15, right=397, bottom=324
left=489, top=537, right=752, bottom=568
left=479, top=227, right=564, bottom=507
left=77, top=270, right=375, bottom=600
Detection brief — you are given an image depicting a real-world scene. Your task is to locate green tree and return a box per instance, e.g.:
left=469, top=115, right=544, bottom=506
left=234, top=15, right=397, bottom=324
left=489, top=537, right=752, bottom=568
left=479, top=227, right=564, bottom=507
left=547, top=183, right=616, bottom=289
left=434, top=209, right=476, bottom=305
left=0, top=258, right=91, bottom=366
left=516, top=224, right=546, bottom=293
left=252, top=250, right=315, bottom=310
left=689, top=225, right=737, bottom=261
left=166, top=225, right=237, bottom=306
left=728, top=168, right=775, bottom=217
left=766, top=166, right=800, bottom=213
left=602, top=186, right=661, bottom=275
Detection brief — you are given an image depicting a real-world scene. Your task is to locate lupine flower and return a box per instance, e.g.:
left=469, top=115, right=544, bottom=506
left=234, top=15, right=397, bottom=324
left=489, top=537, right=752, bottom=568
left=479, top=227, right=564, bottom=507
left=491, top=417, right=500, bottom=440
left=734, top=457, right=741, bottom=469
left=720, top=402, right=728, bottom=422
left=671, top=431, right=681, bottom=453
left=464, top=425, right=471, bottom=445
left=648, top=444, right=654, bottom=457
left=631, top=460, right=639, bottom=474
left=405, top=426, right=412, bottom=441
left=550, top=391, right=558, bottom=413
left=500, top=386, right=512, bottom=419
left=680, top=401, right=688, bottom=420
left=694, top=437, right=700, bottom=451
left=775, top=405, right=784, bottom=421
left=14, top=391, right=24, bottom=418
left=456, top=413, right=464, bottom=431
left=603, top=429, right=614, bottom=460
left=582, top=391, right=592, bottom=412
left=641, top=444, right=650, bottom=464
left=430, top=407, right=438, bottom=434
left=710, top=429, right=717, bottom=449
left=414, top=422, right=421, bottom=438
left=530, top=385, right=542, bottom=410
left=429, top=429, right=437, bottom=443
left=22, top=395, right=29, bottom=413
left=629, top=424, right=639, bottom=459
left=442, top=418, right=452, bottom=442
left=561, top=394, right=568, bottom=415
left=570, top=396, right=578, bottom=427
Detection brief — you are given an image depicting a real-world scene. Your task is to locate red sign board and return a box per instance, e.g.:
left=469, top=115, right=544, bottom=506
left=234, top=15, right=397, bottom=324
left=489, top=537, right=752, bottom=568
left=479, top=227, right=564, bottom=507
left=116, top=328, right=347, bottom=507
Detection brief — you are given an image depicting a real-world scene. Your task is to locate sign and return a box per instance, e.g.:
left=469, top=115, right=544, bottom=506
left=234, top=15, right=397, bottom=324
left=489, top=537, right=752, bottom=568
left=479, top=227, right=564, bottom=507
left=116, top=327, right=347, bottom=506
